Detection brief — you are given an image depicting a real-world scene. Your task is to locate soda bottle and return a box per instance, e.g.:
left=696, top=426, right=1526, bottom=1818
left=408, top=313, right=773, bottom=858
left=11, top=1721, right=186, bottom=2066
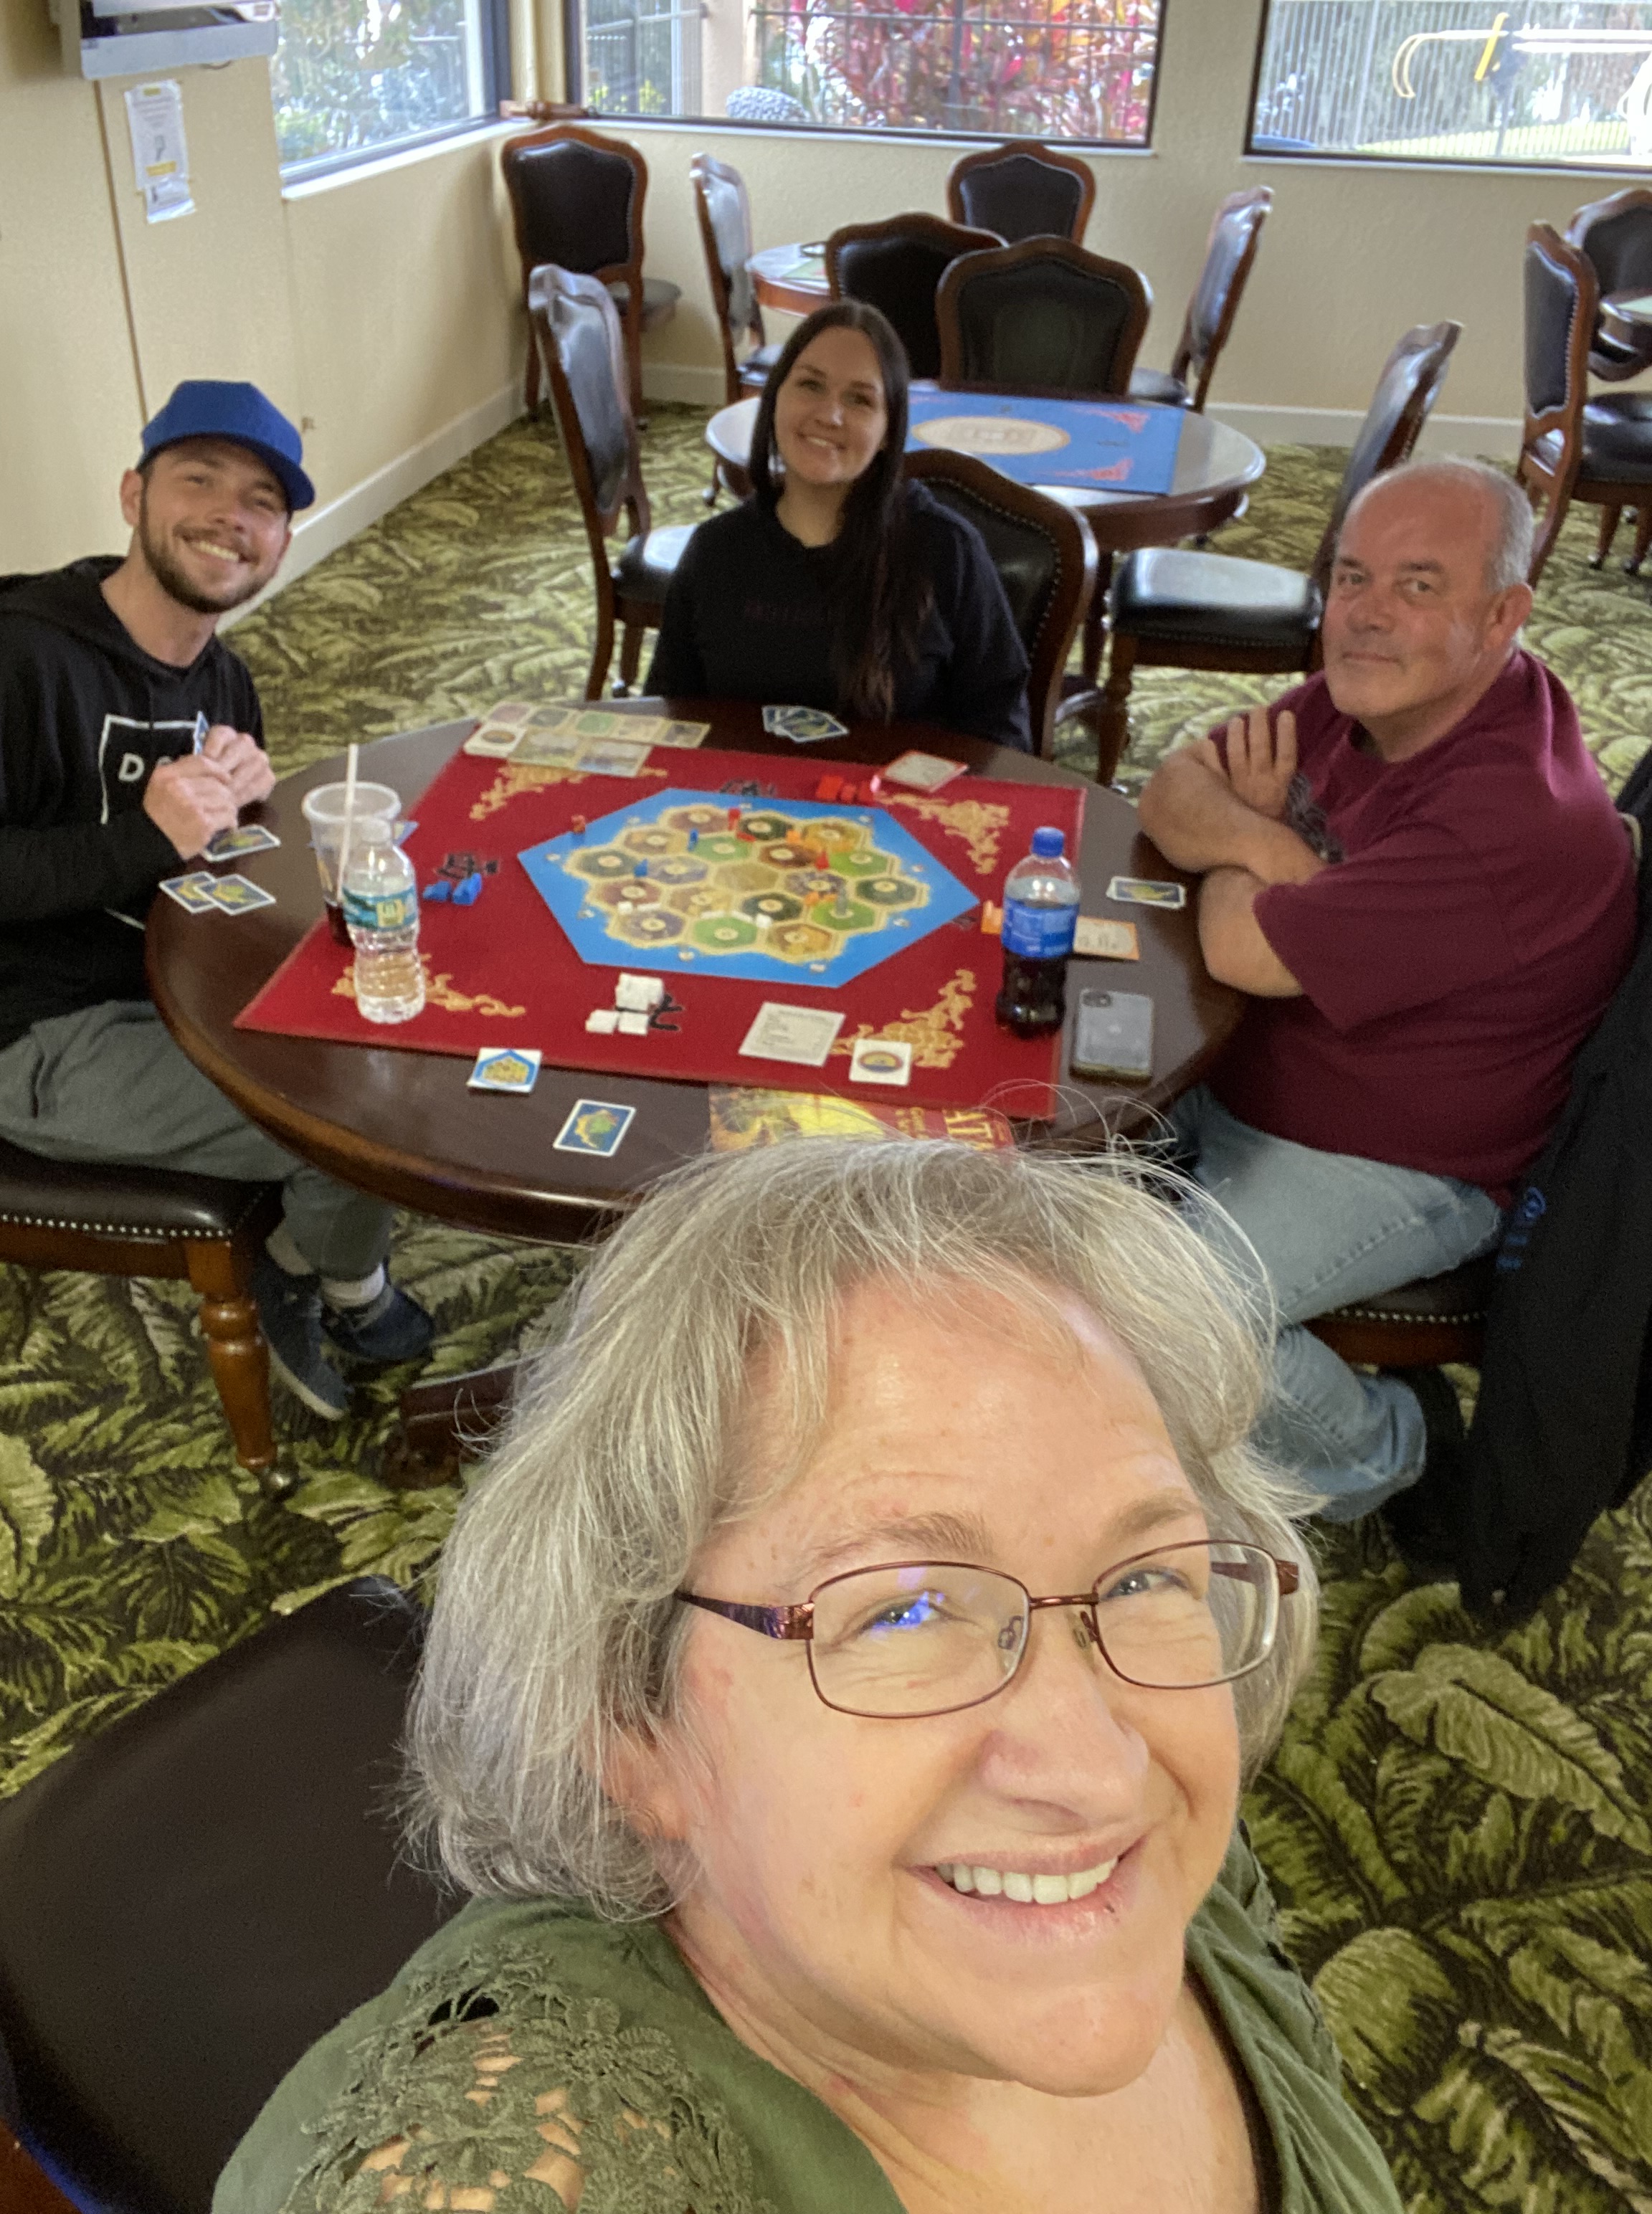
left=994, top=826, right=1080, bottom=1037
left=342, top=819, right=425, bottom=1024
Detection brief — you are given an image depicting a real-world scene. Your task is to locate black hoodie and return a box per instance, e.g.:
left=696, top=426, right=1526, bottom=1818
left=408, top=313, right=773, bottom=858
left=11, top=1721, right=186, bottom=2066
left=0, top=556, right=263, bottom=1050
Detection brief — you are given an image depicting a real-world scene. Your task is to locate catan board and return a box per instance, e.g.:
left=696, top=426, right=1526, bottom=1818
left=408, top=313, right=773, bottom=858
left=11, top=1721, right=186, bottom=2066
left=518, top=791, right=977, bottom=989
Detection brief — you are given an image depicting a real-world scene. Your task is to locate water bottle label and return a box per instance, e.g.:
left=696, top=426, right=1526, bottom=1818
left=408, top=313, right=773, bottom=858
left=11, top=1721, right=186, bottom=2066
left=1002, top=896, right=1077, bottom=961
left=343, top=888, right=415, bottom=931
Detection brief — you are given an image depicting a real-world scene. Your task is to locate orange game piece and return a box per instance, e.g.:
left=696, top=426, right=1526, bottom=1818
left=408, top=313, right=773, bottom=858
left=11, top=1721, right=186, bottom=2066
left=816, top=774, right=842, bottom=802
left=571, top=814, right=587, bottom=836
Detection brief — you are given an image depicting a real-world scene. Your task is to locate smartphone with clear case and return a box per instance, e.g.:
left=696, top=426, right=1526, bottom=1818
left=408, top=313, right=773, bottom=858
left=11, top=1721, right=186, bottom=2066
left=1071, top=989, right=1154, bottom=1082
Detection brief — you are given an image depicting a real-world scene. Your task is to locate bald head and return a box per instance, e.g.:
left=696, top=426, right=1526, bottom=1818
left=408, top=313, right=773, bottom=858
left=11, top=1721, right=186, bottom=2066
left=1321, top=458, right=1536, bottom=762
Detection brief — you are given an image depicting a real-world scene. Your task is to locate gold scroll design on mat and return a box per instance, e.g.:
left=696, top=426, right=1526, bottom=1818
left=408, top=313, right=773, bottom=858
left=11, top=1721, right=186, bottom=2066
left=470, top=763, right=668, bottom=822
left=831, top=968, right=975, bottom=1071
left=883, top=794, right=1011, bottom=878
left=332, top=955, right=526, bottom=1019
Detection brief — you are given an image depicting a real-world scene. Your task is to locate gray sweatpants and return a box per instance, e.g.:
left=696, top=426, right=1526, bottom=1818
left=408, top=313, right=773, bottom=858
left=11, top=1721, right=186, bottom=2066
left=0, top=999, right=392, bottom=1279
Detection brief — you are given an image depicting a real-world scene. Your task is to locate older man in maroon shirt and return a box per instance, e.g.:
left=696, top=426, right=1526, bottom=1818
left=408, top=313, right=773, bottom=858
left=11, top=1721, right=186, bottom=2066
left=1139, top=456, right=1636, bottom=1525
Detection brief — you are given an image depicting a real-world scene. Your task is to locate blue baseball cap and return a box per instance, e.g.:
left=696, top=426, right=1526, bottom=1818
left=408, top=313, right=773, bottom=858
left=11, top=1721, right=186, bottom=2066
left=140, top=380, right=315, bottom=512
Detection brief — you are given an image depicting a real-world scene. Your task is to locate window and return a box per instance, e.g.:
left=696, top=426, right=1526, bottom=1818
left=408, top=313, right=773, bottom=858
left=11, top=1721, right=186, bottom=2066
left=567, top=0, right=1159, bottom=143
left=1250, top=1, right=1652, bottom=168
left=273, top=0, right=510, bottom=174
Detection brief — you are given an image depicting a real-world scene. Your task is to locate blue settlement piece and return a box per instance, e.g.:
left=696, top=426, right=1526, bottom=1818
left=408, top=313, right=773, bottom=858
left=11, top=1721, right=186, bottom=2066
left=452, top=872, right=485, bottom=906
left=422, top=879, right=452, bottom=903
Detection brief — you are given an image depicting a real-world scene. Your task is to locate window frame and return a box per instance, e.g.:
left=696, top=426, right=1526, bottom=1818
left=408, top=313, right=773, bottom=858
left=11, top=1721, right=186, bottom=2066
left=275, top=0, right=513, bottom=186
left=558, top=0, right=1164, bottom=151
left=1243, top=0, right=1652, bottom=178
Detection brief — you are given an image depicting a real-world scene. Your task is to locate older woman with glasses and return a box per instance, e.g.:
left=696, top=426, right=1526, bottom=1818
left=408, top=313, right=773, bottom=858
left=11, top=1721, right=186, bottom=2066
left=220, top=1141, right=1401, bottom=2214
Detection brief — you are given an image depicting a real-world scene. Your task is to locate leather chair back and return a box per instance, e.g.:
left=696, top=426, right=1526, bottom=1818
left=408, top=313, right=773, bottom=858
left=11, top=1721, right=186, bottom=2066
left=826, top=214, right=1002, bottom=379
left=936, top=237, right=1150, bottom=396
left=531, top=262, right=647, bottom=538
left=1567, top=186, right=1652, bottom=378
left=945, top=141, right=1095, bottom=244
left=502, top=127, right=637, bottom=278
left=1170, top=188, right=1272, bottom=409
left=905, top=447, right=1096, bottom=756
left=1312, top=319, right=1463, bottom=581
left=0, top=1582, right=456, bottom=2214
left=692, top=152, right=763, bottom=404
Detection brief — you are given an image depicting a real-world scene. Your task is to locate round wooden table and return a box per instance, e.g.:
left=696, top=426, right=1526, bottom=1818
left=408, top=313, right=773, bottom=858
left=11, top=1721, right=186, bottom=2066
left=749, top=242, right=830, bottom=316
left=148, top=701, right=1239, bottom=1248
left=706, top=394, right=1266, bottom=556
left=1600, top=290, right=1652, bottom=351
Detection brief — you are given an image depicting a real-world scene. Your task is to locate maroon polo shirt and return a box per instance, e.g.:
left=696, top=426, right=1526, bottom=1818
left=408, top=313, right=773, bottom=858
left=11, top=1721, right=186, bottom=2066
left=1209, top=650, right=1636, bottom=1201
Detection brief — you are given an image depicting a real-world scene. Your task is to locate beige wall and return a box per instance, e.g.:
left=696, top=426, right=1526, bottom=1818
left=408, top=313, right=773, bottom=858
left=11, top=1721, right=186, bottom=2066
left=623, top=0, right=1630, bottom=433
left=0, top=1, right=522, bottom=575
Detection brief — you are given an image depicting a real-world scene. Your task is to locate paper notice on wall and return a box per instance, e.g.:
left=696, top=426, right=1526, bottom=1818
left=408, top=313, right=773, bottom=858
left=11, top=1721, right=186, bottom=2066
left=125, top=81, right=194, bottom=224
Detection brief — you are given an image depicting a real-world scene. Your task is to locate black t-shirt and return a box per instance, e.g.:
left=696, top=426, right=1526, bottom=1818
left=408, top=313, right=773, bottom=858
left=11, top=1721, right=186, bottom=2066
left=647, top=483, right=1032, bottom=750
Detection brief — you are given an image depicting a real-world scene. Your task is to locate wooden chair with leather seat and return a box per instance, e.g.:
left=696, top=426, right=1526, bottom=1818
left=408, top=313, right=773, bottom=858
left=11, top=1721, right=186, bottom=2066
left=1305, top=1253, right=1493, bottom=1372
left=0, top=1579, right=457, bottom=2214
left=690, top=152, right=784, bottom=505
left=1129, top=188, right=1273, bottom=412
left=501, top=122, right=680, bottom=420
left=945, top=140, right=1095, bottom=245
left=1096, top=318, right=1461, bottom=784
left=903, top=447, right=1099, bottom=758
left=825, top=213, right=1002, bottom=382
left=1519, top=222, right=1652, bottom=584
left=0, top=1144, right=280, bottom=1473
left=531, top=265, right=698, bottom=699
left=1566, top=185, right=1652, bottom=385
left=935, top=236, right=1151, bottom=399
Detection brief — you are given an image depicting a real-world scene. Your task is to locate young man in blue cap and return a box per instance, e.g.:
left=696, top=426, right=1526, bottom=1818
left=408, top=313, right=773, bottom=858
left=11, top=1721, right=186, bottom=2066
left=0, top=380, right=434, bottom=1423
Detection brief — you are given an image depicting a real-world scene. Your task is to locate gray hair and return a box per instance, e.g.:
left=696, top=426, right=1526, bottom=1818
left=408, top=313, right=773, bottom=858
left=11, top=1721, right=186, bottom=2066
left=1346, top=455, right=1534, bottom=594
left=405, top=1139, right=1320, bottom=1915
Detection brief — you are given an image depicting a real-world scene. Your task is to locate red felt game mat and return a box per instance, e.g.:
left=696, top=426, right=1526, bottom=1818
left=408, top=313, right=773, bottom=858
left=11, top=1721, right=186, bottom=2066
left=236, top=746, right=1084, bottom=1116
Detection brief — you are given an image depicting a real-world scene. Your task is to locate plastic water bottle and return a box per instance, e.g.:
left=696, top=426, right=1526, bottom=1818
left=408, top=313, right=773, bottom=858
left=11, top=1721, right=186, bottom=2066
left=995, top=826, right=1080, bottom=1037
left=342, top=819, right=425, bottom=1024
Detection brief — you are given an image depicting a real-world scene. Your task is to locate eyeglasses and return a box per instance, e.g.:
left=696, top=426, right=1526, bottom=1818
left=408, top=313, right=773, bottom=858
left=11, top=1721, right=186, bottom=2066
left=676, top=1541, right=1300, bottom=1721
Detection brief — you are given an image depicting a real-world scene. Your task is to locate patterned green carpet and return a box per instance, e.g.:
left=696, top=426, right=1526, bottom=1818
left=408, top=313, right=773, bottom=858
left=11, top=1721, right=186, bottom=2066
left=2, top=408, right=1650, bottom=2211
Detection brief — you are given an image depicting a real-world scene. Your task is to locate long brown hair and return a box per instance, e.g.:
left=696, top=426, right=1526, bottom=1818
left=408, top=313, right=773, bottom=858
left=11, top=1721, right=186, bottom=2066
left=749, top=301, right=933, bottom=722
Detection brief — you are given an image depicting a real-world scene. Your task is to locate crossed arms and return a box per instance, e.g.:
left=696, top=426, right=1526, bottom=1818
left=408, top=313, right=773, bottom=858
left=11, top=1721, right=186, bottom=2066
left=1137, top=707, right=1326, bottom=998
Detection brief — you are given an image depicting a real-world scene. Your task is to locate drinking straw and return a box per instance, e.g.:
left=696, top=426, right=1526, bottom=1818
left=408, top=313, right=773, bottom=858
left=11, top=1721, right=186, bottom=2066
left=335, top=741, right=360, bottom=898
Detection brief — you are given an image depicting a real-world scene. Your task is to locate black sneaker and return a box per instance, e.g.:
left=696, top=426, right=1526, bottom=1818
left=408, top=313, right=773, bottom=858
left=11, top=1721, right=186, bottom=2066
left=323, top=1283, right=435, bottom=1367
left=252, top=1253, right=351, bottom=1421
left=1380, top=1366, right=1466, bottom=1579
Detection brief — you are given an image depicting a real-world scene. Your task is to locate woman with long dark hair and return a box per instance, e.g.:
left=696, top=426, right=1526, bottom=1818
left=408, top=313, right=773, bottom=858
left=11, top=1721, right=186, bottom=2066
left=648, top=302, right=1032, bottom=747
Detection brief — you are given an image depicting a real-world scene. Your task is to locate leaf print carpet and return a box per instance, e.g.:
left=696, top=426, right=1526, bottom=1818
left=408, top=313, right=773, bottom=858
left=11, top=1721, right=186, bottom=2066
left=2, top=407, right=1649, bottom=2210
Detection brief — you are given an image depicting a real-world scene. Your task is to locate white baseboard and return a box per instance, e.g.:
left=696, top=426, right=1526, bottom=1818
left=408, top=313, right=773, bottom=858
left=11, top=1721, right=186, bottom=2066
left=1209, top=402, right=1520, bottom=460
left=224, top=381, right=524, bottom=624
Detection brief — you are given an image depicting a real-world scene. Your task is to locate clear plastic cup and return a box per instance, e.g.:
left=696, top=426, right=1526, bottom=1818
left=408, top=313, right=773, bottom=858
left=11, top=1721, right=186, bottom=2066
left=301, top=781, right=401, bottom=946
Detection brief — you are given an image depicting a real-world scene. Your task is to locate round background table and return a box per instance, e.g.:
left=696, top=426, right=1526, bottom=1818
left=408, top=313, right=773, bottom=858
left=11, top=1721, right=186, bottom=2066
left=749, top=242, right=830, bottom=317
left=706, top=394, right=1265, bottom=555
left=148, top=701, right=1239, bottom=1248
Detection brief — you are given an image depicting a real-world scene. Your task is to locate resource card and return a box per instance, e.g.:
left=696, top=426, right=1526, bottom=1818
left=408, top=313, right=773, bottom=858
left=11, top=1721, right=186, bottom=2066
left=883, top=750, right=967, bottom=792
left=467, top=1047, right=543, bottom=1094
left=553, top=1098, right=636, bottom=1156
left=739, top=1002, right=846, bottom=1068
left=763, top=705, right=848, bottom=743
left=1073, top=917, right=1141, bottom=960
left=1106, top=876, right=1187, bottom=911
left=205, top=824, right=280, bottom=860
left=848, top=1036, right=913, bottom=1087
left=159, top=872, right=218, bottom=913
left=205, top=874, right=276, bottom=913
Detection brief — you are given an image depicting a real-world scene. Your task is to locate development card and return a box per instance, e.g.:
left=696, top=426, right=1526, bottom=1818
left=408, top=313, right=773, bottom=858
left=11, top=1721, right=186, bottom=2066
left=204, top=824, right=280, bottom=860
left=159, top=872, right=218, bottom=913
left=579, top=737, right=653, bottom=776
left=462, top=722, right=524, bottom=758
left=204, top=873, right=276, bottom=913
left=513, top=731, right=586, bottom=768
left=884, top=750, right=967, bottom=792
left=763, top=705, right=848, bottom=742
left=553, top=1098, right=636, bottom=1156
left=1074, top=916, right=1140, bottom=960
left=467, top=1047, right=543, bottom=1094
left=848, top=1036, right=913, bottom=1087
left=1106, top=876, right=1187, bottom=911
left=739, top=1002, right=846, bottom=1067
left=657, top=720, right=711, bottom=748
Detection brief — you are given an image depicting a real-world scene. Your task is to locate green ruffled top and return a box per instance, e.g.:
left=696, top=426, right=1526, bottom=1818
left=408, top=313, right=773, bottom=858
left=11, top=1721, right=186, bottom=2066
left=217, top=1831, right=1402, bottom=2214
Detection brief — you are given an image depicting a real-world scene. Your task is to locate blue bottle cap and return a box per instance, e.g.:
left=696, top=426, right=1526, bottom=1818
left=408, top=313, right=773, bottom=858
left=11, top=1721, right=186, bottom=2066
left=1031, top=827, right=1065, bottom=858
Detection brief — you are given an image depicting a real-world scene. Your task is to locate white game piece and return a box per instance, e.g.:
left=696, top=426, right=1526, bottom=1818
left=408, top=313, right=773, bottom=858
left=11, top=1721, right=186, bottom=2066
left=585, top=1007, right=621, bottom=1034
left=614, top=971, right=665, bottom=1012
left=616, top=1009, right=650, bottom=1035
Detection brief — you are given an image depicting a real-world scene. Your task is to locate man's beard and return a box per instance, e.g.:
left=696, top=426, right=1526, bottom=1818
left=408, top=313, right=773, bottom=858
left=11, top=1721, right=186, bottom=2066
left=138, top=491, right=275, bottom=617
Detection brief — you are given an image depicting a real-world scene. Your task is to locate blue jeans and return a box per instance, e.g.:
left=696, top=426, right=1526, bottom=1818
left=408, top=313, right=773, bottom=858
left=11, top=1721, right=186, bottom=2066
left=1168, top=1088, right=1504, bottom=1520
